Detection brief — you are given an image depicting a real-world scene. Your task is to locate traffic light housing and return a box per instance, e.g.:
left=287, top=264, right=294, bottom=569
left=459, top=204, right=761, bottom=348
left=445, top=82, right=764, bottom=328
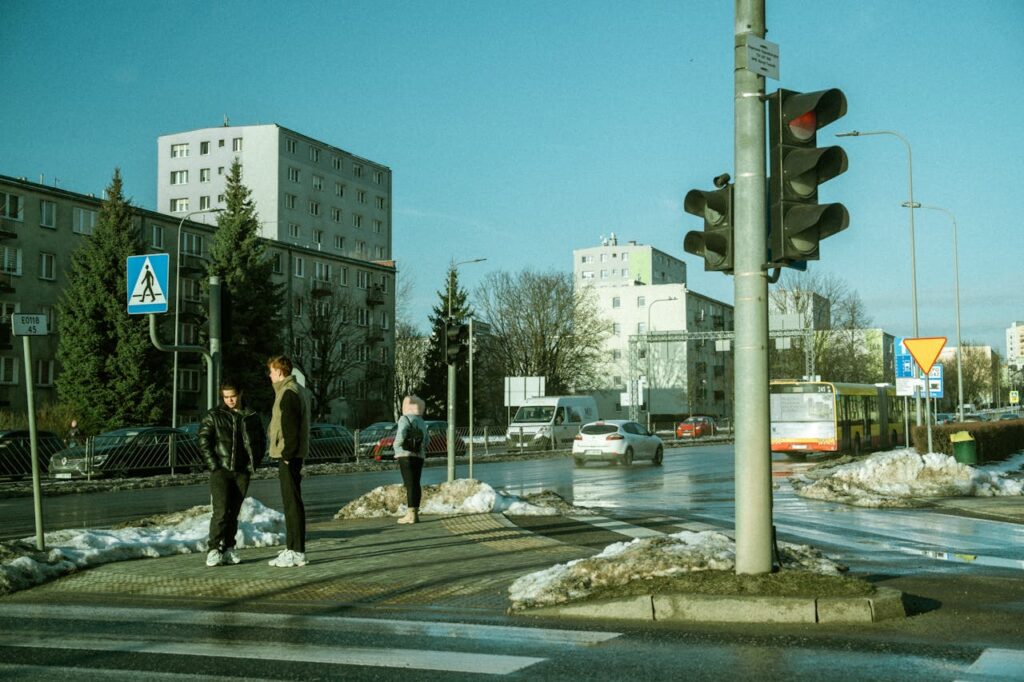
left=445, top=317, right=469, bottom=365
left=768, top=88, right=850, bottom=265
left=683, top=178, right=734, bottom=274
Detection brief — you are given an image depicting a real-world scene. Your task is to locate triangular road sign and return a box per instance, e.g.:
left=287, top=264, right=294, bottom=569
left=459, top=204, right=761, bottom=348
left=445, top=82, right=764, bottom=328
left=903, top=337, right=947, bottom=375
left=130, top=256, right=167, bottom=306
left=126, top=253, right=170, bottom=314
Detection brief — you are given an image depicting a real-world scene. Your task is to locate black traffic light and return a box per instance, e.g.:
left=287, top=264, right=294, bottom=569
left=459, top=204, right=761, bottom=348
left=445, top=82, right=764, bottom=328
left=445, top=317, right=468, bottom=365
left=768, top=88, right=850, bottom=265
left=0, top=322, right=10, bottom=350
left=683, top=175, right=734, bottom=274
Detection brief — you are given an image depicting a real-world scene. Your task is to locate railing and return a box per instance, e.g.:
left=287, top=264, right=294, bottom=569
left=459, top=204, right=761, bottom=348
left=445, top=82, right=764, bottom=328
left=25, top=432, right=206, bottom=481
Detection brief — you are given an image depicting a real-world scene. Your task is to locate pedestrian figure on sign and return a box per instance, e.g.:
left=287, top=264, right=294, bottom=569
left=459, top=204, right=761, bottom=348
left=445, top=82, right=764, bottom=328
left=140, top=264, right=156, bottom=302
left=198, top=380, right=266, bottom=568
left=394, top=395, right=429, bottom=524
left=267, top=355, right=311, bottom=568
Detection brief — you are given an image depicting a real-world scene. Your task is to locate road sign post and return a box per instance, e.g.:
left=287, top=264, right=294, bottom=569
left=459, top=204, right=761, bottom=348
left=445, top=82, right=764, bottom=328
left=903, top=336, right=947, bottom=455
left=12, top=314, right=48, bottom=551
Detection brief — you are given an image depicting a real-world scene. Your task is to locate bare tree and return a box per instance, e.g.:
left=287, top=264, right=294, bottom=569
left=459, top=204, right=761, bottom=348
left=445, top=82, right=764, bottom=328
left=393, top=321, right=428, bottom=418
left=293, top=284, right=367, bottom=419
left=959, top=343, right=999, bottom=408
left=474, top=269, right=609, bottom=393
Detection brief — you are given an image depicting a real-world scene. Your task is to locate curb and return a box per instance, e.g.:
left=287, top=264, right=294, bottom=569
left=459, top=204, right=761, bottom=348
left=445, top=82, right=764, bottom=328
left=520, top=586, right=905, bottom=624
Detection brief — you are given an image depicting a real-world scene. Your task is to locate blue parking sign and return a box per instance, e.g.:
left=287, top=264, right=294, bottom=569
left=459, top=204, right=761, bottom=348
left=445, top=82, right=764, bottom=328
left=126, top=254, right=169, bottom=314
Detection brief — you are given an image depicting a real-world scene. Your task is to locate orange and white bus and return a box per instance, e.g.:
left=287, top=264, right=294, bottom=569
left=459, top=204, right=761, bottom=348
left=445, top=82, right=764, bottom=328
left=769, top=380, right=904, bottom=456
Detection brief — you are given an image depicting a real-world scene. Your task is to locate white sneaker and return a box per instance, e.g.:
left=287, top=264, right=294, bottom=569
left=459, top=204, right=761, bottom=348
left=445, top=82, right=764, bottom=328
left=223, top=548, right=241, bottom=565
left=269, top=549, right=307, bottom=567
left=206, top=549, right=223, bottom=567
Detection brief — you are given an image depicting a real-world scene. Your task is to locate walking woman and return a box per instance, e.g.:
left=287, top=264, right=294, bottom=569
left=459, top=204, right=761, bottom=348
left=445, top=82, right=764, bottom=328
left=394, top=395, right=429, bottom=524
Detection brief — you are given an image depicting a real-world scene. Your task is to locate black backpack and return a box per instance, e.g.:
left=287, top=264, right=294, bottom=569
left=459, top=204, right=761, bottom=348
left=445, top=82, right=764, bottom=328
left=401, top=417, right=424, bottom=452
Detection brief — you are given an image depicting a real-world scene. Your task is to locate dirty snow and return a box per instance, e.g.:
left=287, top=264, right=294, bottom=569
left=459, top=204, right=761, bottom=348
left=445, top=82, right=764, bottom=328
left=0, top=498, right=284, bottom=596
left=508, top=530, right=845, bottom=610
left=791, top=448, right=1024, bottom=508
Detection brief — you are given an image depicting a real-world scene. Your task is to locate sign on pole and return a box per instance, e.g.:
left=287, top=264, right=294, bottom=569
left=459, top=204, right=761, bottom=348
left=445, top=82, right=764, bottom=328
left=11, top=314, right=48, bottom=336
left=126, top=253, right=170, bottom=314
left=903, top=337, right=947, bottom=376
left=1010, top=390, right=1019, bottom=405
left=894, top=337, right=922, bottom=397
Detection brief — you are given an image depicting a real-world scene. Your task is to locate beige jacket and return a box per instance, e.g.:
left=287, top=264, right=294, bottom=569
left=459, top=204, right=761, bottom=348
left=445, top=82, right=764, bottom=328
left=268, top=375, right=310, bottom=460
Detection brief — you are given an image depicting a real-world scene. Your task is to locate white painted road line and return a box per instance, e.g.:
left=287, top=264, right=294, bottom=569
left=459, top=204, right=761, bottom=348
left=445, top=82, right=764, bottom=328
left=569, top=515, right=667, bottom=539
left=957, top=648, right=1024, bottom=681
left=1, top=638, right=546, bottom=676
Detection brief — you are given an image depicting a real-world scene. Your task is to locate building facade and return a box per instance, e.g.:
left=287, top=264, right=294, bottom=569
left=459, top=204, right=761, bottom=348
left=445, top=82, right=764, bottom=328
left=1006, top=321, right=1024, bottom=370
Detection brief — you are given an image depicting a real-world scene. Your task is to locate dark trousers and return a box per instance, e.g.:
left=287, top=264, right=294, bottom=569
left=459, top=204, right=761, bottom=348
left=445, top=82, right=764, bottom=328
left=208, top=469, right=251, bottom=551
left=278, top=459, right=306, bottom=553
left=398, top=456, right=424, bottom=508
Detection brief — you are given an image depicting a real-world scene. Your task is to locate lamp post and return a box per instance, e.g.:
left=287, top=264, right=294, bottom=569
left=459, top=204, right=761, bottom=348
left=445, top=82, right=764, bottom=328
left=446, top=257, right=486, bottom=482
left=835, top=129, right=923, bottom=425
left=645, top=296, right=677, bottom=431
left=905, top=203, right=964, bottom=422
left=172, top=207, right=222, bottom=428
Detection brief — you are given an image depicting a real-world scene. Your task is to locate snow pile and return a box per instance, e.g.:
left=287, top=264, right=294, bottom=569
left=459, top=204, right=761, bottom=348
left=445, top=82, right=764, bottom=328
left=335, top=479, right=591, bottom=519
left=792, top=449, right=1024, bottom=508
left=0, top=498, right=284, bottom=596
left=508, top=530, right=844, bottom=610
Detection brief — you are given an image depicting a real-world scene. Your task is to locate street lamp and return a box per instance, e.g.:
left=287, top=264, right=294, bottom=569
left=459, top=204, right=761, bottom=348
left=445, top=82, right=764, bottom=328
left=905, top=203, right=965, bottom=422
left=172, top=207, right=222, bottom=428
left=446, top=257, right=486, bottom=482
left=835, top=129, right=924, bottom=426
left=645, top=297, right=677, bottom=431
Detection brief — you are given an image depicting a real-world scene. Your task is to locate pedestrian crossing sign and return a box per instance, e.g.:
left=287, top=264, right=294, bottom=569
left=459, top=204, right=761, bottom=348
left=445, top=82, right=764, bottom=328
left=126, top=253, right=170, bottom=314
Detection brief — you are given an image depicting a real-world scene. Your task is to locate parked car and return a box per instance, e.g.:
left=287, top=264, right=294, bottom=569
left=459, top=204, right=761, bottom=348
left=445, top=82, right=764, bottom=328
left=934, top=413, right=956, bottom=425
left=675, top=416, right=716, bottom=439
left=997, top=412, right=1021, bottom=421
left=961, top=414, right=989, bottom=422
left=572, top=420, right=664, bottom=467
left=307, top=423, right=355, bottom=462
left=48, top=427, right=203, bottom=479
left=372, top=420, right=465, bottom=461
left=0, top=430, right=65, bottom=479
left=356, top=421, right=396, bottom=457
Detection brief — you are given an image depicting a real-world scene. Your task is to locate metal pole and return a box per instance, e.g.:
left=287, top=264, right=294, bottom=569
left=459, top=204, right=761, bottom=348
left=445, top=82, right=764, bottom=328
left=447, top=267, right=456, bottom=482
left=733, top=0, right=772, bottom=574
left=469, top=316, right=475, bottom=480
left=23, top=335, right=44, bottom=550
left=209, top=275, right=222, bottom=407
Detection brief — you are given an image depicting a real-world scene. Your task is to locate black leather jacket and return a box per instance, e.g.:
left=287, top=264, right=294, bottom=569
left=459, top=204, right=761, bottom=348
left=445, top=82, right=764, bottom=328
left=198, top=406, right=266, bottom=472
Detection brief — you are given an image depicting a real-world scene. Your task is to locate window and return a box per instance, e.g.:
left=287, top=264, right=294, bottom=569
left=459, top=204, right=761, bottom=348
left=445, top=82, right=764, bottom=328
left=374, top=246, right=384, bottom=258
left=150, top=224, right=164, bottom=248
left=217, top=166, right=224, bottom=175
left=217, top=194, right=225, bottom=204
left=293, top=256, right=305, bottom=278
left=373, top=219, right=382, bottom=234
left=0, top=357, right=18, bottom=385
left=288, top=167, right=300, bottom=183
left=0, top=191, right=24, bottom=221
left=218, top=139, right=225, bottom=148
left=199, top=168, right=211, bottom=182
left=309, top=201, right=320, bottom=216
left=375, top=196, right=385, bottom=210
left=314, top=262, right=332, bottom=282
left=0, top=246, right=21, bottom=276
left=381, top=311, right=390, bottom=330
left=70, top=207, right=96, bottom=234
left=600, top=270, right=607, bottom=278
left=286, top=138, right=297, bottom=154
left=309, top=146, right=320, bottom=162
left=352, top=164, right=363, bottom=178
left=637, top=296, right=646, bottom=307
left=374, top=170, right=384, bottom=184
left=600, top=253, right=608, bottom=262
left=313, top=229, right=323, bottom=246
left=284, top=193, right=296, bottom=209
left=180, top=369, right=200, bottom=393
left=182, top=278, right=201, bottom=302
left=340, top=267, right=349, bottom=286
left=170, top=198, right=189, bottom=213
left=380, top=274, right=388, bottom=293
left=199, top=196, right=211, bottom=210
left=335, top=182, right=345, bottom=197
left=612, top=296, right=620, bottom=308
left=612, top=349, right=622, bottom=360
left=39, top=252, right=56, bottom=280
left=612, top=323, right=621, bottom=336
left=181, top=322, right=198, bottom=344
left=232, top=137, right=243, bottom=152
left=332, top=207, right=342, bottom=222
left=1, top=301, right=19, bottom=319
left=181, top=232, right=204, bottom=256
left=332, top=156, right=343, bottom=170
left=288, top=223, right=300, bottom=239
left=356, top=240, right=366, bottom=256
left=312, top=175, right=323, bottom=191
left=39, top=200, right=56, bottom=228
left=581, top=271, right=594, bottom=279
left=294, top=298, right=303, bottom=318
left=356, top=270, right=369, bottom=289
left=334, top=235, right=345, bottom=250
left=40, top=305, right=55, bottom=332
left=352, top=214, right=362, bottom=228
left=200, top=141, right=210, bottom=155
left=357, top=308, right=370, bottom=326
left=637, top=322, right=647, bottom=333
left=357, top=190, right=366, bottom=204
left=170, top=143, right=189, bottom=158
left=271, top=253, right=282, bottom=274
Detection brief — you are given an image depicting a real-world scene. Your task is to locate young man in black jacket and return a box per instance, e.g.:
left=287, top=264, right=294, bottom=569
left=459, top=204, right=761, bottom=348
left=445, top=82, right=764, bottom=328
left=198, top=381, right=267, bottom=567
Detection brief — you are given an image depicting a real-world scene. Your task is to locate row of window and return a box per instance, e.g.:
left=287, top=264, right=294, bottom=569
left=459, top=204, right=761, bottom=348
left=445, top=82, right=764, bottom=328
left=274, top=254, right=387, bottom=290
left=581, top=251, right=632, bottom=264
left=581, top=269, right=631, bottom=280
left=169, top=167, right=223, bottom=185
left=282, top=194, right=386, bottom=222
left=611, top=295, right=657, bottom=309
left=170, top=196, right=222, bottom=213
left=285, top=170, right=386, bottom=207
left=283, top=138, right=385, bottom=184
left=0, top=357, right=55, bottom=386
left=0, top=246, right=58, bottom=280
left=170, top=139, right=242, bottom=158
left=2, top=192, right=98, bottom=234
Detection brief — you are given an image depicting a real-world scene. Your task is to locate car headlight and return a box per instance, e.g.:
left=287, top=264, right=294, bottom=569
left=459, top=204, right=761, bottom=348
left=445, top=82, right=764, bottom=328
left=536, top=427, right=549, bottom=437
left=93, top=454, right=108, bottom=465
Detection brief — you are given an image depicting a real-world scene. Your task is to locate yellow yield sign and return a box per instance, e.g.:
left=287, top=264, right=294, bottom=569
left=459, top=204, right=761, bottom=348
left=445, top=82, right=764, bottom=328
left=903, top=337, right=947, bottom=375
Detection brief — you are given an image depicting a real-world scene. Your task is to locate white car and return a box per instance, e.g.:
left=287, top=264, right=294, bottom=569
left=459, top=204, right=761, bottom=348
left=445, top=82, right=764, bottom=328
left=572, top=420, right=664, bottom=467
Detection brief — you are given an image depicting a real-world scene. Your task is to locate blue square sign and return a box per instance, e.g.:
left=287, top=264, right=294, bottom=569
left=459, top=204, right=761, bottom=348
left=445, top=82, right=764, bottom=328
left=126, top=253, right=170, bottom=314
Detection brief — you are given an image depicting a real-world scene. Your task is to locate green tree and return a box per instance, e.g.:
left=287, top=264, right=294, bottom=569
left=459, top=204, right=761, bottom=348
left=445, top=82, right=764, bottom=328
left=205, top=159, right=284, bottom=413
left=56, top=169, right=169, bottom=432
left=420, top=264, right=473, bottom=421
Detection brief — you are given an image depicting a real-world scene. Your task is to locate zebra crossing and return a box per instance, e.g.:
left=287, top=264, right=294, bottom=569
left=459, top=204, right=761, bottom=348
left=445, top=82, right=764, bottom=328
left=0, top=604, right=622, bottom=678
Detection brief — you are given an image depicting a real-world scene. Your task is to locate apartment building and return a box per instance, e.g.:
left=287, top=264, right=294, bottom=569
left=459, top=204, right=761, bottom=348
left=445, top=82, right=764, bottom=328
left=0, top=174, right=395, bottom=425
left=1006, top=321, right=1024, bottom=370
left=574, top=233, right=687, bottom=287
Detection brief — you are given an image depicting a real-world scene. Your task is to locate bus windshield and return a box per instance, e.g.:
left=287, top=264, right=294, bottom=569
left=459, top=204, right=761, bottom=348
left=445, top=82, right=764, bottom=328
left=512, top=406, right=555, bottom=424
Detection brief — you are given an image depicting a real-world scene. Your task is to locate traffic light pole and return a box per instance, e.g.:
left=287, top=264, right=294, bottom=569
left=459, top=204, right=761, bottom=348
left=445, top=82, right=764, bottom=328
left=733, top=0, right=773, bottom=574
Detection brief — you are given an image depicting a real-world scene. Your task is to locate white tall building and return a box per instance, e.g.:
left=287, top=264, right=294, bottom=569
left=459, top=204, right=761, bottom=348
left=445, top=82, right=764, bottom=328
left=1006, top=321, right=1024, bottom=370
left=157, top=123, right=392, bottom=263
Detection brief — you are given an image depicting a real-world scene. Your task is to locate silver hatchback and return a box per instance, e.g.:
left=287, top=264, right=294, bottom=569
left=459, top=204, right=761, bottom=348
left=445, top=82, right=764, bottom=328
left=572, top=420, right=664, bottom=468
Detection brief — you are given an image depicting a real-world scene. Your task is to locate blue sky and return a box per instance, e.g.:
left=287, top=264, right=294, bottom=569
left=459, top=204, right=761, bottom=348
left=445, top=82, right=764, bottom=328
left=3, top=0, right=1021, bottom=355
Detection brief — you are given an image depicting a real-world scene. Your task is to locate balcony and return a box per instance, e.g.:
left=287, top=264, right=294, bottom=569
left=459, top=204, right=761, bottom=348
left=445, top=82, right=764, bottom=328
left=0, top=217, right=18, bottom=239
left=312, top=280, right=332, bottom=297
left=179, top=254, right=208, bottom=274
left=365, top=325, right=383, bottom=343
left=366, top=284, right=385, bottom=306
left=0, top=273, right=14, bottom=294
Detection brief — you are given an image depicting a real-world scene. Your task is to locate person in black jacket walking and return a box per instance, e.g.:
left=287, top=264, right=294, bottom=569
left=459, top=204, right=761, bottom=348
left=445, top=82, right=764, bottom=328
left=198, top=380, right=267, bottom=567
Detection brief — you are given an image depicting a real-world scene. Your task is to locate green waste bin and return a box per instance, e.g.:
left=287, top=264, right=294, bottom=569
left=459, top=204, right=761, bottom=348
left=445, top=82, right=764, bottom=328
left=950, top=431, right=977, bottom=465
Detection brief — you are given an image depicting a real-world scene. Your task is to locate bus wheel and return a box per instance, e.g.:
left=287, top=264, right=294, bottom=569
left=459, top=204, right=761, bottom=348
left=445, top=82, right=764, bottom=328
left=853, top=435, right=863, bottom=457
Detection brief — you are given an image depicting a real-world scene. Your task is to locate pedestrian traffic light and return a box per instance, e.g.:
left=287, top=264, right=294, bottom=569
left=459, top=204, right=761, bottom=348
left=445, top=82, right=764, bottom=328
left=768, top=88, right=850, bottom=265
left=445, top=317, right=468, bottom=365
left=683, top=175, right=734, bottom=274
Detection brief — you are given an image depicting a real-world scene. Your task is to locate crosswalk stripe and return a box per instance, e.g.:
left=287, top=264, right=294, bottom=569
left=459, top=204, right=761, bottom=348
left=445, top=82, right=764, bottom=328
left=1, top=637, right=546, bottom=676
left=0, top=604, right=621, bottom=647
left=568, top=515, right=667, bottom=539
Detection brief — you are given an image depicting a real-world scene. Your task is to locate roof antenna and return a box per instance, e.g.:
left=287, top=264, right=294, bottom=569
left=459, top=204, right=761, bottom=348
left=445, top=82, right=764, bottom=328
left=223, top=114, right=230, bottom=127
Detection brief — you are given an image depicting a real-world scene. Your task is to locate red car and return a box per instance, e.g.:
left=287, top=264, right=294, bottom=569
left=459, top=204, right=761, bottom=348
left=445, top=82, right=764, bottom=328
left=372, top=420, right=466, bottom=461
left=675, top=416, right=716, bottom=439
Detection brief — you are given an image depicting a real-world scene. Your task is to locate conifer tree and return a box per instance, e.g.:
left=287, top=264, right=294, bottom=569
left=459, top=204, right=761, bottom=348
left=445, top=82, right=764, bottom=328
left=56, top=169, right=169, bottom=432
left=420, top=265, right=473, bottom=421
left=205, top=159, right=284, bottom=413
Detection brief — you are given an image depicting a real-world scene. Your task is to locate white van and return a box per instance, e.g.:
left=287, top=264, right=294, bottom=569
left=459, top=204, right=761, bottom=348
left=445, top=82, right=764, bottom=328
left=506, top=396, right=599, bottom=450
